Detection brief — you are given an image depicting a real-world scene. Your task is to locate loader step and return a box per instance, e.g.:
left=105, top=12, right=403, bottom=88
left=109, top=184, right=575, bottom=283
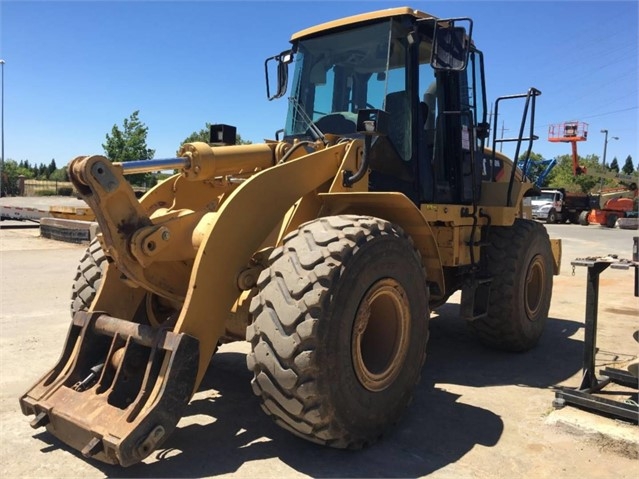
left=460, top=276, right=493, bottom=321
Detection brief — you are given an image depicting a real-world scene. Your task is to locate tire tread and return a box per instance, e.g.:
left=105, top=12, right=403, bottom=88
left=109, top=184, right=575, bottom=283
left=469, top=219, right=552, bottom=351
left=247, top=215, right=427, bottom=448
left=70, top=238, right=107, bottom=315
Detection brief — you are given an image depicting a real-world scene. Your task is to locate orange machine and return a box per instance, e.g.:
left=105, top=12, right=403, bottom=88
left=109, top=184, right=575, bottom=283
left=587, top=192, right=638, bottom=228
left=549, top=120, right=637, bottom=228
left=548, top=122, right=588, bottom=175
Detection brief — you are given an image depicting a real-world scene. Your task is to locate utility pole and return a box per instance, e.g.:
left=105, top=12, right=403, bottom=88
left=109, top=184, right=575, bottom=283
left=1, top=59, right=4, bottom=197
left=600, top=129, right=619, bottom=167
left=499, top=121, right=509, bottom=152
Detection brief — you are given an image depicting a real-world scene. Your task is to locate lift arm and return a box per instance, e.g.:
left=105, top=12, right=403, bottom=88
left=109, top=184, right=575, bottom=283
left=20, top=140, right=346, bottom=466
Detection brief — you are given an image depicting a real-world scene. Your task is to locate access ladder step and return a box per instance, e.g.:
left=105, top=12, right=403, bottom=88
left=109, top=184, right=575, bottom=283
left=460, top=276, right=493, bottom=321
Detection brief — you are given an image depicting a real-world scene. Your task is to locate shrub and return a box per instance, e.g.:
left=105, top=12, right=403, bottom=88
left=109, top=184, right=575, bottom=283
left=58, top=187, right=74, bottom=196
left=35, top=190, right=57, bottom=196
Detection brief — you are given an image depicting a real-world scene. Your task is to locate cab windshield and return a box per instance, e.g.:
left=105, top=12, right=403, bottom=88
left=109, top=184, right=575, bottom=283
left=284, top=20, right=408, bottom=139
left=538, top=192, right=557, bottom=202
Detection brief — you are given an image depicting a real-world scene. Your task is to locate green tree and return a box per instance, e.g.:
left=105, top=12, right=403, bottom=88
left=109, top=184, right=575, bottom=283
left=547, top=154, right=616, bottom=193
left=622, top=155, right=635, bottom=175
left=609, top=157, right=619, bottom=172
left=47, top=159, right=57, bottom=177
left=103, top=111, right=156, bottom=186
left=1, top=159, right=34, bottom=196
left=181, top=123, right=252, bottom=146
left=49, top=167, right=69, bottom=182
left=37, top=163, right=48, bottom=179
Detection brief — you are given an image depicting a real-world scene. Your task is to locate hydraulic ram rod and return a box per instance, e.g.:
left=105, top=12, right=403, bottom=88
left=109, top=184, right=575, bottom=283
left=119, top=157, right=189, bottom=175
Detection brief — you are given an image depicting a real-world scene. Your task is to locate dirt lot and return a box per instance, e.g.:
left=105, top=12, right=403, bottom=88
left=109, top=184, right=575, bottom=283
left=0, top=223, right=637, bottom=478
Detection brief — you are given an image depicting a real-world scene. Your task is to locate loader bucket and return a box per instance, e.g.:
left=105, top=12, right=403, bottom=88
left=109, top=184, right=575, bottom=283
left=19, top=311, right=199, bottom=466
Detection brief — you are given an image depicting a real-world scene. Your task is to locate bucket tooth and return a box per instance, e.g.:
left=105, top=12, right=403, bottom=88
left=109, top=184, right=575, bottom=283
left=29, top=411, right=49, bottom=429
left=82, top=437, right=103, bottom=458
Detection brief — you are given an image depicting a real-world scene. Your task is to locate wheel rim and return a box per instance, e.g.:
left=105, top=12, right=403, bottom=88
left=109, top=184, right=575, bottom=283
left=352, top=278, right=411, bottom=392
left=524, top=255, right=546, bottom=320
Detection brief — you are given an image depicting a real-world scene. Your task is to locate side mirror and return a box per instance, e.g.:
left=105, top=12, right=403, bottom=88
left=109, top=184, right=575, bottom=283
left=430, top=18, right=473, bottom=71
left=265, top=49, right=294, bottom=101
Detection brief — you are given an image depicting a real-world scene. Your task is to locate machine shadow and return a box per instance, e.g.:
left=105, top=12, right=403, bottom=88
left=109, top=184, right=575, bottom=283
left=426, top=302, right=584, bottom=389
left=96, top=351, right=503, bottom=479
left=32, top=303, right=583, bottom=478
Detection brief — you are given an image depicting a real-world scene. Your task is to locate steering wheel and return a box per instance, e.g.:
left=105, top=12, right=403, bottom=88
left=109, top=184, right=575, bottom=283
left=348, top=100, right=376, bottom=111
left=306, top=112, right=357, bottom=136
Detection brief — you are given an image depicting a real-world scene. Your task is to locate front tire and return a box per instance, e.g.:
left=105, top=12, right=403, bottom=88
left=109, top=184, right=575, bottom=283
left=247, top=215, right=430, bottom=448
left=470, top=219, right=553, bottom=351
left=546, top=209, right=557, bottom=224
left=606, top=214, right=618, bottom=228
left=70, top=237, right=107, bottom=316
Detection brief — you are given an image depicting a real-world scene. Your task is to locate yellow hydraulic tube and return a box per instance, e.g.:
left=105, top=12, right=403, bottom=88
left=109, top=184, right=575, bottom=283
left=178, top=142, right=275, bottom=181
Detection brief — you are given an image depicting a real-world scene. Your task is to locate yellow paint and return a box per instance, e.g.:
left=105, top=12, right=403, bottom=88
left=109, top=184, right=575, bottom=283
left=318, top=192, right=446, bottom=301
left=291, top=7, right=435, bottom=41
left=174, top=144, right=345, bottom=390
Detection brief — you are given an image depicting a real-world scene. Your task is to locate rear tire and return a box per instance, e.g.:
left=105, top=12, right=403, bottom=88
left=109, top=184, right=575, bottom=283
left=247, top=215, right=429, bottom=448
left=470, top=219, right=553, bottom=351
left=578, top=211, right=589, bottom=226
left=70, top=237, right=107, bottom=316
left=606, top=214, right=618, bottom=228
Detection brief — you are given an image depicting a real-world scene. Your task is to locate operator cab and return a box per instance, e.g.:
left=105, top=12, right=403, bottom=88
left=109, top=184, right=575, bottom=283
left=266, top=7, right=489, bottom=206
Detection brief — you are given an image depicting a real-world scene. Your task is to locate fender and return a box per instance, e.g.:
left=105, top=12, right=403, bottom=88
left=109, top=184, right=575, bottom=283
left=317, top=192, right=446, bottom=302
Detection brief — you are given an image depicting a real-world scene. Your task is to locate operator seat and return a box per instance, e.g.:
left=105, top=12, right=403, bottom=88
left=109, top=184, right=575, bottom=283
left=368, top=90, right=417, bottom=202
left=383, top=91, right=411, bottom=162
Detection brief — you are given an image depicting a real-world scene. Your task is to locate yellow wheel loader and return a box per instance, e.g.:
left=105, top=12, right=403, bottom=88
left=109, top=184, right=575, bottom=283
left=20, top=7, right=561, bottom=466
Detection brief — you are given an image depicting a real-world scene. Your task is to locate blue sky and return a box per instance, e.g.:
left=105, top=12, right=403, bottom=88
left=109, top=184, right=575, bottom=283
left=1, top=0, right=637, bottom=169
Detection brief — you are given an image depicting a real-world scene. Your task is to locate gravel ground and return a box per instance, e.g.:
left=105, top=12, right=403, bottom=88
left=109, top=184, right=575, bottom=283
left=0, top=221, right=637, bottom=478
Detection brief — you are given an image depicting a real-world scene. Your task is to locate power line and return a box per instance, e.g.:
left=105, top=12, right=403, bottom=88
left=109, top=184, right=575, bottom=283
left=579, top=106, right=638, bottom=120
left=544, top=63, right=637, bottom=100
left=531, top=107, right=638, bottom=139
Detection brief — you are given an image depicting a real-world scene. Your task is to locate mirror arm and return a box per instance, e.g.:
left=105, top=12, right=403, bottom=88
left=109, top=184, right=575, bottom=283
left=265, top=49, right=294, bottom=101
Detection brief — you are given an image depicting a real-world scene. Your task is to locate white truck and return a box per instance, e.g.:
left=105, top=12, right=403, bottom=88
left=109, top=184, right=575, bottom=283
left=531, top=188, right=594, bottom=224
